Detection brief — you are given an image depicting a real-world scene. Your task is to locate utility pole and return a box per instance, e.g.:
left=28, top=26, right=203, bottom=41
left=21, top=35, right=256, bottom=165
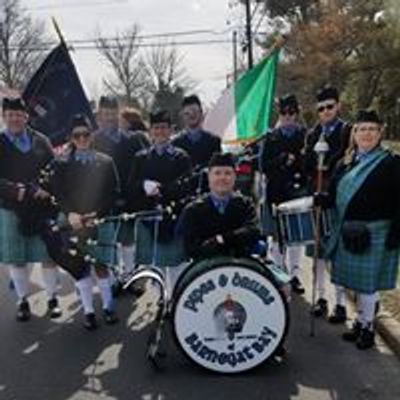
left=244, top=0, right=253, bottom=70
left=232, top=30, right=238, bottom=82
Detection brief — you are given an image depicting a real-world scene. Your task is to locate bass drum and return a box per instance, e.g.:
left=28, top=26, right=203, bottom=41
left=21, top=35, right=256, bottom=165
left=172, top=257, right=289, bottom=374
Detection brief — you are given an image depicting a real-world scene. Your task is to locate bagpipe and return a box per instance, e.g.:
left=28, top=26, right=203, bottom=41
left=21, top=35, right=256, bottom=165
left=1, top=160, right=113, bottom=280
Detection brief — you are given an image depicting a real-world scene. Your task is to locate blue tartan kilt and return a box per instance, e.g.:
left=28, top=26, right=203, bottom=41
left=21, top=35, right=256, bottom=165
left=331, top=220, right=400, bottom=293
left=0, top=207, right=51, bottom=264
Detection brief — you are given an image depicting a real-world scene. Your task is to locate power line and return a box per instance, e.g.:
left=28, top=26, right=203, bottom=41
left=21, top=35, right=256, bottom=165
left=27, top=0, right=129, bottom=11
left=5, top=38, right=232, bottom=52
left=6, top=28, right=231, bottom=48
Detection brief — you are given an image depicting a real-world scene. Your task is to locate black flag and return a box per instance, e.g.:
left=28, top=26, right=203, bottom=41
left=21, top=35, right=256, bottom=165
left=23, top=43, right=95, bottom=146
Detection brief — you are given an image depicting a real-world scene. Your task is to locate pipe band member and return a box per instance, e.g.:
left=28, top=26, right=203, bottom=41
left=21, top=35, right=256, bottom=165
left=0, top=97, right=62, bottom=321
left=304, top=85, right=351, bottom=323
left=51, top=114, right=120, bottom=330
left=179, top=152, right=290, bottom=357
left=318, top=109, right=400, bottom=350
left=94, top=96, right=150, bottom=275
left=260, top=94, right=308, bottom=295
left=127, top=109, right=192, bottom=244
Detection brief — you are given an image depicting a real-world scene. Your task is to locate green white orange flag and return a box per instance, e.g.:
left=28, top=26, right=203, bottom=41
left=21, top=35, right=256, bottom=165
left=204, top=50, right=279, bottom=144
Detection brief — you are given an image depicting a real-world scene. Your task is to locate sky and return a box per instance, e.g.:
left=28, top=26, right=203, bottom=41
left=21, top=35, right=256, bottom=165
left=21, top=0, right=243, bottom=106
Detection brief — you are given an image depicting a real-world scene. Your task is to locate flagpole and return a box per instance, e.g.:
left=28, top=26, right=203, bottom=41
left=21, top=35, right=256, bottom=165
left=52, top=17, right=67, bottom=47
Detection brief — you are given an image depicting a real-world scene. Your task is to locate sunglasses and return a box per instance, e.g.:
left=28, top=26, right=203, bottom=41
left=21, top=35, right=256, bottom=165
left=280, top=109, right=297, bottom=116
left=71, top=130, right=91, bottom=139
left=317, top=103, right=336, bottom=113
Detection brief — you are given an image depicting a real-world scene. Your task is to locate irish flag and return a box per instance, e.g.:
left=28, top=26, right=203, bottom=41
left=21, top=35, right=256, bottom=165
left=204, top=50, right=279, bottom=143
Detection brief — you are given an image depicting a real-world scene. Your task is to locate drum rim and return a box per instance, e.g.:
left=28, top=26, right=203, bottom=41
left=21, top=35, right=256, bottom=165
left=171, top=256, right=290, bottom=374
left=277, top=196, right=313, bottom=213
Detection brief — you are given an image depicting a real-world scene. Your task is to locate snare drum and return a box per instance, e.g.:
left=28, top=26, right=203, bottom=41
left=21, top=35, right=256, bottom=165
left=172, top=257, right=289, bottom=373
left=276, top=196, right=332, bottom=246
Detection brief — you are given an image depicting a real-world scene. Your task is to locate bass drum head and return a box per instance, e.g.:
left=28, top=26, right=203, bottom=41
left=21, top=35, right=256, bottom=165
left=172, top=257, right=289, bottom=374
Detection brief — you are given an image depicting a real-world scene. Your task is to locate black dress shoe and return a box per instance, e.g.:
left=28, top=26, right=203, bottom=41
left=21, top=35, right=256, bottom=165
left=16, top=299, right=31, bottom=322
left=290, top=276, right=305, bottom=295
left=342, top=320, right=362, bottom=342
left=47, top=298, right=62, bottom=319
left=328, top=305, right=347, bottom=324
left=312, top=298, right=328, bottom=317
left=356, top=328, right=375, bottom=350
left=84, top=313, right=98, bottom=331
left=103, top=309, right=119, bottom=325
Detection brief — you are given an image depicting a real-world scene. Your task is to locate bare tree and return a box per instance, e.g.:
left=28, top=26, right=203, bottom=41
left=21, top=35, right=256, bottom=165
left=95, top=24, right=146, bottom=105
left=142, top=42, right=195, bottom=103
left=0, top=0, right=47, bottom=89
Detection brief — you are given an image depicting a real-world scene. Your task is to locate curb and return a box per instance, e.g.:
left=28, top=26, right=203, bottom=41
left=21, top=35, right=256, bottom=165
left=376, top=311, right=400, bottom=358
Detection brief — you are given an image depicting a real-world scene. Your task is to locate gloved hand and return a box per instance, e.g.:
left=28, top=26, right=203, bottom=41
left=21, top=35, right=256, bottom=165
left=385, top=226, right=400, bottom=250
left=342, top=221, right=370, bottom=254
left=68, top=212, right=83, bottom=230
left=143, top=180, right=161, bottom=197
left=313, top=192, right=331, bottom=209
left=201, top=236, right=224, bottom=255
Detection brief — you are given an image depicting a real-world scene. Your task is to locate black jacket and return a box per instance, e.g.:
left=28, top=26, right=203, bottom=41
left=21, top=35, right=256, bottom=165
left=304, top=119, right=351, bottom=192
left=50, top=149, right=119, bottom=217
left=93, top=129, right=149, bottom=198
left=172, top=129, right=221, bottom=168
left=260, top=125, right=307, bottom=205
left=330, top=151, right=400, bottom=225
left=180, top=192, right=260, bottom=259
left=127, top=145, right=192, bottom=212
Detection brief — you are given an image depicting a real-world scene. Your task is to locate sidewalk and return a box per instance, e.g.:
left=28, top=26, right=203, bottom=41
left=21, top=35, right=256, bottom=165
left=299, top=255, right=400, bottom=359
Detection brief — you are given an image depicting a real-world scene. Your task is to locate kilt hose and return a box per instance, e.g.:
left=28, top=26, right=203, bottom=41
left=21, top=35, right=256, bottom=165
left=0, top=207, right=50, bottom=264
left=330, top=220, right=400, bottom=294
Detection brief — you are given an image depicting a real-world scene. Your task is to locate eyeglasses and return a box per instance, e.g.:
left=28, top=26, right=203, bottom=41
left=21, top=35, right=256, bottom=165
left=317, top=103, right=336, bottom=113
left=71, top=131, right=91, bottom=139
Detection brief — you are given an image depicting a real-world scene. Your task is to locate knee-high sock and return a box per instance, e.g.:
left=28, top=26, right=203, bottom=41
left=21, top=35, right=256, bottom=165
left=97, top=277, right=114, bottom=311
left=335, top=285, right=346, bottom=307
left=269, top=240, right=284, bottom=269
left=358, top=292, right=376, bottom=329
left=121, top=245, right=135, bottom=274
left=75, top=276, right=94, bottom=314
left=286, top=245, right=302, bottom=279
left=41, top=265, right=59, bottom=300
left=315, top=259, right=326, bottom=299
left=9, top=265, right=30, bottom=301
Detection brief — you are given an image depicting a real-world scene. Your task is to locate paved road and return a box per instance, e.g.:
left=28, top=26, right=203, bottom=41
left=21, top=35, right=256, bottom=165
left=0, top=263, right=399, bottom=400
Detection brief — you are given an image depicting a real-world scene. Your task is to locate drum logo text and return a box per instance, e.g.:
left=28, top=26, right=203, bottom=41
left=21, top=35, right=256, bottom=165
left=183, top=272, right=275, bottom=313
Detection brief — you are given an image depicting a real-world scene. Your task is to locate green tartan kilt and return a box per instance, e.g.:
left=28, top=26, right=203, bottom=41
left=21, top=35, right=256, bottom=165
left=135, top=220, right=186, bottom=267
left=0, top=207, right=51, bottom=264
left=57, top=214, right=118, bottom=267
left=85, top=221, right=118, bottom=266
left=331, top=220, right=400, bottom=294
left=116, top=220, right=135, bottom=246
